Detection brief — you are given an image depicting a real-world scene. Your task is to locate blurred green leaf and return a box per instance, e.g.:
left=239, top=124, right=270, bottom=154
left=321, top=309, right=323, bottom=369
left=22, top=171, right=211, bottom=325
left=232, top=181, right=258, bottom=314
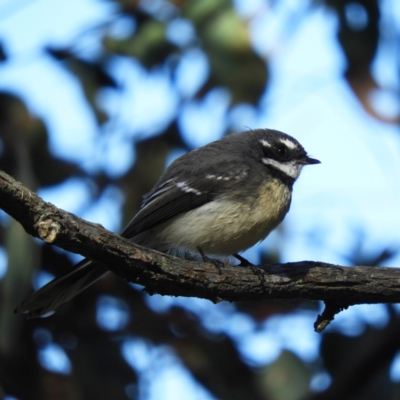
left=259, top=350, right=311, bottom=400
left=184, top=0, right=268, bottom=105
left=104, top=19, right=177, bottom=68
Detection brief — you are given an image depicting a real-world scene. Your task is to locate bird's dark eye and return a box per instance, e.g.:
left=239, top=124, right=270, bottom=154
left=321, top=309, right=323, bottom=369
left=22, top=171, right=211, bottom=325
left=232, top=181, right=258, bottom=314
left=276, top=145, right=288, bottom=157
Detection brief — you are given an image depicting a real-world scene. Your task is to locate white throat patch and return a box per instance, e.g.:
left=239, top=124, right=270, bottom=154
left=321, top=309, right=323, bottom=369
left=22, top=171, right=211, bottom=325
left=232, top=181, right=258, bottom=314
left=262, top=158, right=302, bottom=179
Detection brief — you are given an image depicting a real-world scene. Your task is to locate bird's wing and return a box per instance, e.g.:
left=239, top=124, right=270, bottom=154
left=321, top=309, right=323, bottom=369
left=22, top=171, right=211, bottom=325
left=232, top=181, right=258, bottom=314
left=121, top=166, right=250, bottom=239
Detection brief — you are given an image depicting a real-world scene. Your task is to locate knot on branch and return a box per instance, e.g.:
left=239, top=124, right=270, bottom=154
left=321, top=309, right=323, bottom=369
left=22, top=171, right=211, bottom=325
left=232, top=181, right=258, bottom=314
left=37, top=219, right=60, bottom=243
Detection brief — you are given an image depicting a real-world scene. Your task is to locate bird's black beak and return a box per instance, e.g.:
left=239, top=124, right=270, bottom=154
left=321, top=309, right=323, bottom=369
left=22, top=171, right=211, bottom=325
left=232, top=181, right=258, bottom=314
left=302, top=156, right=320, bottom=165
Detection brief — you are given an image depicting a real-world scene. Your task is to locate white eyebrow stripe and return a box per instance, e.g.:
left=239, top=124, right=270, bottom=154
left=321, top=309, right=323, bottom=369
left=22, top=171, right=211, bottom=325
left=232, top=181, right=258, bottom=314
left=262, top=158, right=302, bottom=179
left=279, top=138, right=297, bottom=150
left=259, top=139, right=271, bottom=147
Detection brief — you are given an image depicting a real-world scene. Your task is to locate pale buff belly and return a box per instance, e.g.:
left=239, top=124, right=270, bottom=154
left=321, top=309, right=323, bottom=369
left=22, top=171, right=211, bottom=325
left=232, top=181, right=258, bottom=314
left=155, top=180, right=292, bottom=255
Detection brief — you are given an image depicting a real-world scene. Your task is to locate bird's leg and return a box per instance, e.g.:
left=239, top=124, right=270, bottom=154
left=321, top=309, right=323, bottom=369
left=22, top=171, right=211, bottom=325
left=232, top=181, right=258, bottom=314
left=233, top=253, right=252, bottom=266
left=233, top=253, right=266, bottom=284
left=197, top=247, right=224, bottom=274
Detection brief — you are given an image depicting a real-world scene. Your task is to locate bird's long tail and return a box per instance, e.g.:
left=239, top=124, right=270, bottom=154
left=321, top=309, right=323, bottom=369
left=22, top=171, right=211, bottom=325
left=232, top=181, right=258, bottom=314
left=15, top=260, right=108, bottom=318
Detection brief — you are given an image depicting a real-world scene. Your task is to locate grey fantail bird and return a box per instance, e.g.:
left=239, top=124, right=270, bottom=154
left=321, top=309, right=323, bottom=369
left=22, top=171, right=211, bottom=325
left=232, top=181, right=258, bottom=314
left=15, top=129, right=320, bottom=317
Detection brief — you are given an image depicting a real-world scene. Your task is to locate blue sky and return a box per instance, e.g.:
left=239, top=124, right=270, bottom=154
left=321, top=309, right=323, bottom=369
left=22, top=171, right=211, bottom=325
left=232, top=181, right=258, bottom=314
left=2, top=0, right=400, bottom=397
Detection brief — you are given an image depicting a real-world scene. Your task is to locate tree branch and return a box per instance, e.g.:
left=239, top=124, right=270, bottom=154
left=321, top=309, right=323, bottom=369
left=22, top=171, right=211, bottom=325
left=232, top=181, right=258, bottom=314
left=0, top=169, right=399, bottom=331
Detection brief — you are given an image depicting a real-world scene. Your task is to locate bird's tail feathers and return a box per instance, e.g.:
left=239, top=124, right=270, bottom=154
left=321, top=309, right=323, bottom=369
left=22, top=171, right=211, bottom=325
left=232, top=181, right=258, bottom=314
left=15, top=259, right=108, bottom=318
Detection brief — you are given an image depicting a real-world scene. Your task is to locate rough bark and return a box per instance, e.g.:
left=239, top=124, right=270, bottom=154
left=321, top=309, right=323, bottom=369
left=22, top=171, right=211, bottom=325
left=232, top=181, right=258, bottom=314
left=0, top=169, right=399, bottom=331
